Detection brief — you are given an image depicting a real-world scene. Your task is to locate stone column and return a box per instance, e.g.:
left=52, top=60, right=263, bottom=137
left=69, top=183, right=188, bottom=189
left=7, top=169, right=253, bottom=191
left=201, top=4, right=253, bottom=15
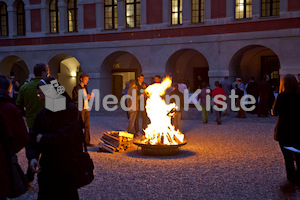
left=24, top=5, right=31, bottom=34
left=40, top=6, right=48, bottom=34
left=77, top=1, right=85, bottom=32
left=182, top=0, right=190, bottom=25
left=252, top=0, right=260, bottom=19
left=117, top=0, right=125, bottom=30
left=7, top=6, right=16, bottom=37
left=162, top=0, right=170, bottom=26
left=96, top=0, right=104, bottom=30
left=140, top=0, right=147, bottom=28
left=205, top=0, right=211, bottom=20
left=58, top=1, right=67, bottom=33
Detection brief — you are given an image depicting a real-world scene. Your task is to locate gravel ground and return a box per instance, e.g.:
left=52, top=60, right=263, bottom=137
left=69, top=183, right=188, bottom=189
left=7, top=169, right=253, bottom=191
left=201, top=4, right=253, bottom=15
left=14, top=108, right=300, bottom=200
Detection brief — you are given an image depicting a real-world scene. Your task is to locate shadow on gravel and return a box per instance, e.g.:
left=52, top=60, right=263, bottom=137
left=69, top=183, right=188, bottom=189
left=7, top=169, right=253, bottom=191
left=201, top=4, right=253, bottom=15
left=125, top=149, right=196, bottom=159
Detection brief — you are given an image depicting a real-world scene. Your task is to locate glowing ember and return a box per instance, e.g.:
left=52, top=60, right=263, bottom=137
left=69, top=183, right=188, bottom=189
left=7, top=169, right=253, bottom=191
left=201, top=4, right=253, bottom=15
left=141, top=77, right=185, bottom=145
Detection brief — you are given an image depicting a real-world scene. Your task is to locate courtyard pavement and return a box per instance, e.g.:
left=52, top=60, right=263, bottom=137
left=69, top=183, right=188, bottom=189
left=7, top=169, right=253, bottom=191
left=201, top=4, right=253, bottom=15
left=15, top=108, right=300, bottom=200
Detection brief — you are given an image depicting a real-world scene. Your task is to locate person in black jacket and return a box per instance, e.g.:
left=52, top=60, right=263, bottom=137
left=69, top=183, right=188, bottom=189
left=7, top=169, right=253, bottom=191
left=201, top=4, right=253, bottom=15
left=272, top=74, right=300, bottom=184
left=28, top=77, right=84, bottom=200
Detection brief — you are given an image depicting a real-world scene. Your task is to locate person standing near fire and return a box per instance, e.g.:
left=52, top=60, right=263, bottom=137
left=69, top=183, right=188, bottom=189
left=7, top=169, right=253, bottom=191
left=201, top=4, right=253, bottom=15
left=72, top=73, right=94, bottom=146
left=16, top=63, right=50, bottom=188
left=169, top=83, right=184, bottom=130
left=127, top=79, right=141, bottom=137
left=136, top=74, right=147, bottom=132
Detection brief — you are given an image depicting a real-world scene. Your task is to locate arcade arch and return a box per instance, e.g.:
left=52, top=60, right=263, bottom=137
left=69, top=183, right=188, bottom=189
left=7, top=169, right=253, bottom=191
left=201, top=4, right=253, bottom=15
left=0, top=55, right=29, bottom=84
left=100, top=51, right=142, bottom=101
left=166, top=49, right=209, bottom=92
left=229, top=45, right=280, bottom=90
left=48, top=54, right=81, bottom=96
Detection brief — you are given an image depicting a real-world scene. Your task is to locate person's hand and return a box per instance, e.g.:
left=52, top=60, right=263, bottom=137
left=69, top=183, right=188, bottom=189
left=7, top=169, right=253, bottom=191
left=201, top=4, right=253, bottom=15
left=30, top=159, right=41, bottom=173
left=36, top=134, right=43, bottom=144
left=90, top=92, right=95, bottom=98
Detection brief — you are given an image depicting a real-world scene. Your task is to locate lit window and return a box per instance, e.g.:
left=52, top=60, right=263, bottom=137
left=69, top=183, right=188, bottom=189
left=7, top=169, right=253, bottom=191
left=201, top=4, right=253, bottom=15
left=126, top=0, right=140, bottom=28
left=235, top=0, right=252, bottom=19
left=17, top=1, right=25, bottom=35
left=261, top=0, right=280, bottom=17
left=105, top=0, right=118, bottom=30
left=192, top=0, right=204, bottom=23
left=67, top=0, right=78, bottom=32
left=49, top=0, right=59, bottom=33
left=171, top=0, right=182, bottom=25
left=0, top=2, right=8, bottom=36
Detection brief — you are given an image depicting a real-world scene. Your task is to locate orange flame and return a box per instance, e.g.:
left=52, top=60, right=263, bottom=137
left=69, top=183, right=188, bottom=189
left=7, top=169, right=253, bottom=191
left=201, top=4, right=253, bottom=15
left=142, top=77, right=184, bottom=145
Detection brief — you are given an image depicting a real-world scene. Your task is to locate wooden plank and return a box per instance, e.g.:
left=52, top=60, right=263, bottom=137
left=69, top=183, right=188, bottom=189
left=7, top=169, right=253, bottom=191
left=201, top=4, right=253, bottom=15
left=118, top=131, right=134, bottom=139
left=98, top=142, right=115, bottom=153
left=103, top=132, right=120, bottom=141
left=101, top=138, right=120, bottom=149
left=102, top=134, right=120, bottom=147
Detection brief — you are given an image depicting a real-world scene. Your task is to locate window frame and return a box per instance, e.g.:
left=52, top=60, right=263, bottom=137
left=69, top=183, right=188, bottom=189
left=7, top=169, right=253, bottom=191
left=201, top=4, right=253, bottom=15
left=104, top=0, right=118, bottom=30
left=171, top=0, right=182, bottom=25
left=234, top=0, right=252, bottom=20
left=0, top=2, right=9, bottom=36
left=191, top=0, right=204, bottom=24
left=49, top=0, right=59, bottom=33
left=261, top=0, right=280, bottom=17
left=67, top=0, right=78, bottom=32
left=17, top=1, right=26, bottom=35
left=125, top=0, right=141, bottom=28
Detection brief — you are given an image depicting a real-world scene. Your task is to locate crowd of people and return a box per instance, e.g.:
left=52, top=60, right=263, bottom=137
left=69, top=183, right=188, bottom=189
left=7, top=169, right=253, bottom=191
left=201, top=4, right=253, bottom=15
left=124, top=74, right=297, bottom=131
left=0, top=67, right=299, bottom=199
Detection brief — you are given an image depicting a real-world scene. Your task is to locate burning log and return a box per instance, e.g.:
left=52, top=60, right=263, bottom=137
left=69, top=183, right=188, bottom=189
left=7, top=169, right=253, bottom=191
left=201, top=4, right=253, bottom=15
left=173, top=135, right=181, bottom=144
left=98, top=131, right=135, bottom=153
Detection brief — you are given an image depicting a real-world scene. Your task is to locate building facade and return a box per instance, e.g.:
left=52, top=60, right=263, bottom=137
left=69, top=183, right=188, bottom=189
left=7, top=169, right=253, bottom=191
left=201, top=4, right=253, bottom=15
left=0, top=0, right=300, bottom=99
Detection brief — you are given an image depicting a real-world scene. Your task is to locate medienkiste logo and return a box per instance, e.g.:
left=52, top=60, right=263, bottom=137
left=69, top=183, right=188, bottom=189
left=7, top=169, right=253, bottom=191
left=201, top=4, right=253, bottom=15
left=39, top=79, right=66, bottom=112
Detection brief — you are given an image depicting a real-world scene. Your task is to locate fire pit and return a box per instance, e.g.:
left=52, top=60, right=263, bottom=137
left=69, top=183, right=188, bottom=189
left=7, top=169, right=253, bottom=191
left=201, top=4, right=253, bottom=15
left=134, top=139, right=187, bottom=156
left=134, top=77, right=187, bottom=156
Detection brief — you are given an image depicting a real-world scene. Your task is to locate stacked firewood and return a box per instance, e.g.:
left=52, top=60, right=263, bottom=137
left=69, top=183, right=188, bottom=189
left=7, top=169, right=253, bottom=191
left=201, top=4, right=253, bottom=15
left=98, top=131, right=135, bottom=153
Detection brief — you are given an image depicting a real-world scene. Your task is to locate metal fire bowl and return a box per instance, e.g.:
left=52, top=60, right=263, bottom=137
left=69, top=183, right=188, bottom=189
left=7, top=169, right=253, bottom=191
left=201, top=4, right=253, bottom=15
left=133, top=139, right=187, bottom=156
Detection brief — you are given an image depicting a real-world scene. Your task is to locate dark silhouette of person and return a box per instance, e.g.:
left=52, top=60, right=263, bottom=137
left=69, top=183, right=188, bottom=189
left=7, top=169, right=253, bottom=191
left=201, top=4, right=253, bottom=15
left=0, top=75, right=29, bottom=199
left=246, top=77, right=258, bottom=114
left=272, top=74, right=300, bottom=185
left=28, top=77, right=84, bottom=199
left=258, top=75, right=271, bottom=117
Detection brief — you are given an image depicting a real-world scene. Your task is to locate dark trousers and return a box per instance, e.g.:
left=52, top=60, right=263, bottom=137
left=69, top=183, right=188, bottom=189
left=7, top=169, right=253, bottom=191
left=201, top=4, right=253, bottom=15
left=128, top=111, right=138, bottom=134
left=237, top=98, right=246, bottom=118
left=171, top=112, right=182, bottom=130
left=25, top=128, right=35, bottom=183
left=258, top=97, right=269, bottom=117
left=216, top=110, right=222, bottom=123
left=279, top=142, right=300, bottom=182
left=136, top=109, right=147, bottom=132
left=80, top=109, right=90, bottom=144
